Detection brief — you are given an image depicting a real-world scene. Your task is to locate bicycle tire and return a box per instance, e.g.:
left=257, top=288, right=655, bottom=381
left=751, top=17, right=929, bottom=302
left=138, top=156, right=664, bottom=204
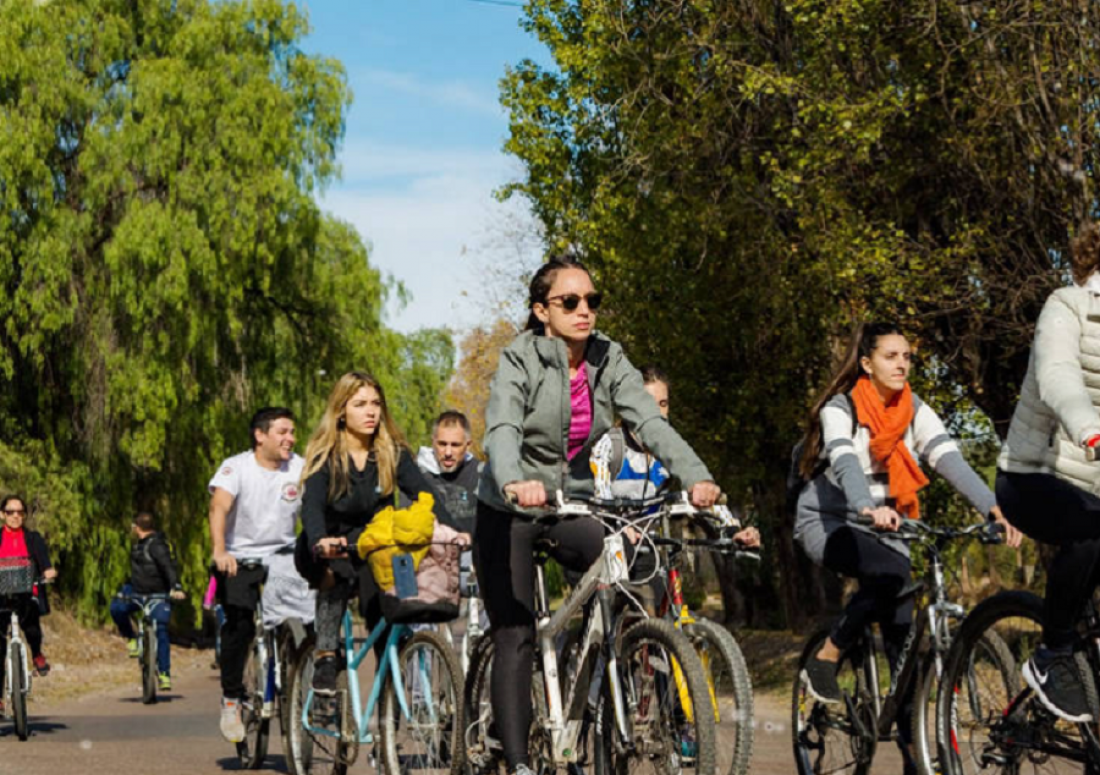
left=142, top=623, right=158, bottom=705
left=279, top=629, right=300, bottom=775
left=936, top=590, right=1100, bottom=775
left=594, top=617, right=717, bottom=775
left=380, top=629, right=465, bottom=775
left=911, top=628, right=1015, bottom=775
left=11, top=641, right=28, bottom=741
left=462, top=634, right=500, bottom=775
left=286, top=637, right=348, bottom=775
left=237, top=639, right=271, bottom=769
left=791, top=628, right=876, bottom=775
left=683, top=618, right=754, bottom=775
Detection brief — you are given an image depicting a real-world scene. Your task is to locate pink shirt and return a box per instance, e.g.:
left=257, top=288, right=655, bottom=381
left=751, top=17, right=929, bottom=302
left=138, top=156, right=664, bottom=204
left=568, top=363, right=592, bottom=461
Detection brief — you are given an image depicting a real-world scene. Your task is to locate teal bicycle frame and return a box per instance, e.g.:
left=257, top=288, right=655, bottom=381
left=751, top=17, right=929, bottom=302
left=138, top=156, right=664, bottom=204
left=300, top=612, right=431, bottom=745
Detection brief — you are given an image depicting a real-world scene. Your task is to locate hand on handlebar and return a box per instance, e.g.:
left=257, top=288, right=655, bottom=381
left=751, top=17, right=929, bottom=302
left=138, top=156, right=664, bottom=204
left=988, top=506, right=1023, bottom=549
left=42, top=568, right=58, bottom=582
left=314, top=536, right=348, bottom=559
left=861, top=506, right=902, bottom=532
left=689, top=481, right=721, bottom=510
left=733, top=526, right=761, bottom=549
left=170, top=590, right=186, bottom=601
left=504, top=480, right=548, bottom=509
left=213, top=550, right=238, bottom=578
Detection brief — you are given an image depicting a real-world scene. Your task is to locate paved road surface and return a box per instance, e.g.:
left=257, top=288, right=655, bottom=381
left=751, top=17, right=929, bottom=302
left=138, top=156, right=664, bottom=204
left=0, top=654, right=908, bottom=775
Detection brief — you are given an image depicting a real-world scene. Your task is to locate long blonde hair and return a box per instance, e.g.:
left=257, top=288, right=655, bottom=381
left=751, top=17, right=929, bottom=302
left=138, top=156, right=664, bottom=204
left=301, top=372, right=409, bottom=502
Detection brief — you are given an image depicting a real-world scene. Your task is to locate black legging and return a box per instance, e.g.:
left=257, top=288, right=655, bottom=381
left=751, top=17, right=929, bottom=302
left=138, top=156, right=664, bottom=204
left=996, top=471, right=1100, bottom=651
left=475, top=502, right=604, bottom=770
left=0, top=595, right=43, bottom=688
left=821, top=525, right=915, bottom=747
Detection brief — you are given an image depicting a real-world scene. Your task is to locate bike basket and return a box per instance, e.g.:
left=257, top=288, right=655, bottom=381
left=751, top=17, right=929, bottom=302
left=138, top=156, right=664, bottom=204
left=371, top=542, right=461, bottom=625
left=0, top=558, right=35, bottom=596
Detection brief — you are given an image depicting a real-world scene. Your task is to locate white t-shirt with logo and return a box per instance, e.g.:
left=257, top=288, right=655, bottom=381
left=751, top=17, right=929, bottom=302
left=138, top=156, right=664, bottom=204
left=208, top=451, right=305, bottom=559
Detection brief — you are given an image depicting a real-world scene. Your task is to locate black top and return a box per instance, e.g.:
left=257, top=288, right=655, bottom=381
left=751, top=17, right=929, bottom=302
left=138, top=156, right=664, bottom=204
left=421, top=457, right=480, bottom=535
left=301, top=448, right=456, bottom=549
left=130, top=533, right=182, bottom=595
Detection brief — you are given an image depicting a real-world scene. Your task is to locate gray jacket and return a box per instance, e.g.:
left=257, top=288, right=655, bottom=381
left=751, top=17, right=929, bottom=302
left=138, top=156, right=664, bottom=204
left=477, top=330, right=713, bottom=515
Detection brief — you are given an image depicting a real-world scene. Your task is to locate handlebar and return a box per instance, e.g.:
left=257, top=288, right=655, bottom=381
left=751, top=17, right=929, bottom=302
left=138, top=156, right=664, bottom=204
left=507, top=489, right=729, bottom=523
left=853, top=515, right=1004, bottom=545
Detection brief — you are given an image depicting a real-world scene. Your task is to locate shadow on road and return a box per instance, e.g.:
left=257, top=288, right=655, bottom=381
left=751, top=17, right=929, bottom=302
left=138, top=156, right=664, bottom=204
left=117, top=694, right=184, bottom=704
left=0, top=720, right=68, bottom=737
left=216, top=754, right=290, bottom=772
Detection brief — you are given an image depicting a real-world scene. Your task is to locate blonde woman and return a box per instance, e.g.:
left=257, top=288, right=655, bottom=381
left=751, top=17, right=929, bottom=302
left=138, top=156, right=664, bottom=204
left=296, top=372, right=461, bottom=712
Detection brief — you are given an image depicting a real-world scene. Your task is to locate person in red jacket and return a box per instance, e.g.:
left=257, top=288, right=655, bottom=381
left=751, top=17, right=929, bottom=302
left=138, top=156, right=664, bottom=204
left=0, top=495, right=57, bottom=713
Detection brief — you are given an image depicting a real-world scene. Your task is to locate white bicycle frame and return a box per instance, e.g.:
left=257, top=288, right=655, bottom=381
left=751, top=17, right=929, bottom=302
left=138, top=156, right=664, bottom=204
left=4, top=609, right=30, bottom=706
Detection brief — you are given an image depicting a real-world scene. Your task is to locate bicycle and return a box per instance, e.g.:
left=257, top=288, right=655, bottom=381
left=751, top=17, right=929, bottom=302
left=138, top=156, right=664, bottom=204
left=223, top=556, right=312, bottom=771
left=636, top=501, right=759, bottom=775
left=463, top=491, right=717, bottom=775
left=438, top=550, right=485, bottom=676
left=115, top=590, right=172, bottom=704
left=791, top=517, right=1006, bottom=775
left=286, top=544, right=466, bottom=775
left=934, top=588, right=1100, bottom=775
left=0, top=557, right=49, bottom=742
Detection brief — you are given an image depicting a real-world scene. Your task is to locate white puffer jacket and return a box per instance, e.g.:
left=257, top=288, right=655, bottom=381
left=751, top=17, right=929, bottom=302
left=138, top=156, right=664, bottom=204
left=999, top=286, right=1100, bottom=494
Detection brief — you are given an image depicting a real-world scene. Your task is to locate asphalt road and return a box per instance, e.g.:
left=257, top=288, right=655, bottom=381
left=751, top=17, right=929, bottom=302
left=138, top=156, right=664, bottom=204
left=0, top=656, right=908, bottom=775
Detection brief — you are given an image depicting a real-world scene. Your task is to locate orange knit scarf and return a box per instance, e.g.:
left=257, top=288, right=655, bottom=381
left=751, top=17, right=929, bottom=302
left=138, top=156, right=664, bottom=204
left=851, top=377, right=929, bottom=520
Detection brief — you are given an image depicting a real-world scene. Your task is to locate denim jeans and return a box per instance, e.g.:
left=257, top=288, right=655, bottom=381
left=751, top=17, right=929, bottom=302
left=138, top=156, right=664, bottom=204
left=110, top=597, right=172, bottom=675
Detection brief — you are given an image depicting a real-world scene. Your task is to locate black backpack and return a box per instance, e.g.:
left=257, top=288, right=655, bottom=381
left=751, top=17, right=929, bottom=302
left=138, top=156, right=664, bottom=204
left=785, top=393, right=857, bottom=515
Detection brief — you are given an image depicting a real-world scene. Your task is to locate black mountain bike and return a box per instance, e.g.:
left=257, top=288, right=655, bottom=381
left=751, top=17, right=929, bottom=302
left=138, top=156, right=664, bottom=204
left=792, top=518, right=1006, bottom=775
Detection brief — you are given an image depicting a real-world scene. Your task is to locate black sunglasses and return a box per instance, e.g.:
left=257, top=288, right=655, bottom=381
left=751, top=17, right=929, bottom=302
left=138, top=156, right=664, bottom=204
left=546, top=292, right=602, bottom=313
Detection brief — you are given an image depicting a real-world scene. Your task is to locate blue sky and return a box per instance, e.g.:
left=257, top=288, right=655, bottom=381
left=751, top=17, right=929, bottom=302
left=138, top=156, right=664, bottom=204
left=302, top=0, right=548, bottom=332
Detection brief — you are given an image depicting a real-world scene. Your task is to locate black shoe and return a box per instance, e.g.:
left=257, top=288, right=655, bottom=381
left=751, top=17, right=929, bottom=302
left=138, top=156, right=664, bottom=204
left=1023, top=652, right=1093, bottom=723
left=801, top=654, right=842, bottom=704
left=312, top=656, right=338, bottom=697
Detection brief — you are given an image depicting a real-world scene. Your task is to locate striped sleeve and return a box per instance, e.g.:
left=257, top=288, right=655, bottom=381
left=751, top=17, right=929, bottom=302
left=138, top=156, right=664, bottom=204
left=820, top=395, right=875, bottom=514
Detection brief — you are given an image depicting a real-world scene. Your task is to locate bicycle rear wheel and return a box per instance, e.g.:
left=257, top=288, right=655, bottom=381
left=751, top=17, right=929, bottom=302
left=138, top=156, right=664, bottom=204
left=287, top=639, right=349, bottom=775
left=791, top=629, right=876, bottom=775
left=595, top=618, right=717, bottom=775
left=237, top=642, right=271, bottom=769
left=380, top=629, right=464, bottom=775
left=937, top=590, right=1100, bottom=775
left=142, top=624, right=158, bottom=705
left=10, top=641, right=28, bottom=741
left=683, top=618, right=754, bottom=775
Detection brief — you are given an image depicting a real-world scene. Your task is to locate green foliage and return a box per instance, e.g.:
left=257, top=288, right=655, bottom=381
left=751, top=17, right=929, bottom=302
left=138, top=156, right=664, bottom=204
left=502, top=0, right=1094, bottom=626
left=0, top=0, right=451, bottom=622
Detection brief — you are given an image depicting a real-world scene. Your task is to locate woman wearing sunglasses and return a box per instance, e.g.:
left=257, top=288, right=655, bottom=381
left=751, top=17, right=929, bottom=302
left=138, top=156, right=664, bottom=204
left=475, top=254, right=721, bottom=775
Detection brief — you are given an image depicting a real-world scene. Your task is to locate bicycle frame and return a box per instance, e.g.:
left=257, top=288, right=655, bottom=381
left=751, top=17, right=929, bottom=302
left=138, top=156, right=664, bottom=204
left=4, top=607, right=29, bottom=705
left=301, top=612, right=417, bottom=745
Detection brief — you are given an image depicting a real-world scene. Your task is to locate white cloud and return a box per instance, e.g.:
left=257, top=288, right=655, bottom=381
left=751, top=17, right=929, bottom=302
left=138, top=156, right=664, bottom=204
left=358, top=68, right=504, bottom=118
left=320, top=144, right=541, bottom=333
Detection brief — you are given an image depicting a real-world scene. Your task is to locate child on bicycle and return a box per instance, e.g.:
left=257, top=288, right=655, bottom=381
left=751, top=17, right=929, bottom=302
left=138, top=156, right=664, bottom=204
left=476, top=255, right=721, bottom=775
left=296, top=372, right=464, bottom=718
left=110, top=511, right=185, bottom=690
left=792, top=322, right=1020, bottom=773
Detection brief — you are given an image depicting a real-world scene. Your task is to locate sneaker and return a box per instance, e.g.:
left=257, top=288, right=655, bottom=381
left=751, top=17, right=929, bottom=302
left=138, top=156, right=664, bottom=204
left=1023, top=652, right=1093, bottom=723
left=33, top=654, right=50, bottom=676
left=220, top=697, right=246, bottom=743
left=158, top=672, right=172, bottom=691
left=127, top=638, right=140, bottom=658
left=512, top=765, right=536, bottom=775
left=801, top=654, right=842, bottom=704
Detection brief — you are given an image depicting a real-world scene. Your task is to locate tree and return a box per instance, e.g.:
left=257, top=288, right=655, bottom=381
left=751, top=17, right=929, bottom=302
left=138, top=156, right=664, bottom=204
left=501, top=0, right=1095, bottom=627
left=0, top=0, right=450, bottom=619
left=444, top=319, right=520, bottom=458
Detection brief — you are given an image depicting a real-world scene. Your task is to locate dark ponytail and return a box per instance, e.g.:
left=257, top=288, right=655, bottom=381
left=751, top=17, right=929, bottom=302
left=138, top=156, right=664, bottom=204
left=798, top=321, right=905, bottom=477
left=525, top=254, right=591, bottom=334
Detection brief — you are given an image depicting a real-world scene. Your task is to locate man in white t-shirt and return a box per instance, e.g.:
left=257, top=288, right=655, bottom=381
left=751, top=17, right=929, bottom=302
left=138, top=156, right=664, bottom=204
left=208, top=407, right=305, bottom=743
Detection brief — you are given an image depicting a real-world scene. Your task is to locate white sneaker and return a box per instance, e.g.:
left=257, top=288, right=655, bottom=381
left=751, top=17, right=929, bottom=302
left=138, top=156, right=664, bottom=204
left=220, top=697, right=245, bottom=743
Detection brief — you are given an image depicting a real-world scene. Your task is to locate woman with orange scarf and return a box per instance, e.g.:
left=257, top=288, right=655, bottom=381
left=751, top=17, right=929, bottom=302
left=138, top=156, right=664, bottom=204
left=791, top=323, right=1020, bottom=772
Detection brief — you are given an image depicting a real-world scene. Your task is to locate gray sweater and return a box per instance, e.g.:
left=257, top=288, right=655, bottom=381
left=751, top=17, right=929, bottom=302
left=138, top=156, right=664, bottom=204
left=478, top=330, right=712, bottom=516
left=795, top=391, right=997, bottom=561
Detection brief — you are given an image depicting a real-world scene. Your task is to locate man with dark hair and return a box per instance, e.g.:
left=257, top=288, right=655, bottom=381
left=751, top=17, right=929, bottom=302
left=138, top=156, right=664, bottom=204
left=418, top=411, right=479, bottom=534
left=208, top=406, right=310, bottom=742
left=110, top=511, right=185, bottom=690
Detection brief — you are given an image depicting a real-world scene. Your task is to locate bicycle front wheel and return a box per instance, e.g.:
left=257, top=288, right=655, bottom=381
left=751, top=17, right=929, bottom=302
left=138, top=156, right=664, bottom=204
left=937, top=590, right=1099, bottom=775
left=142, top=624, right=158, bottom=705
left=791, top=629, right=876, bottom=775
left=237, top=642, right=271, bottom=769
left=683, top=618, right=754, bottom=775
left=595, top=618, right=717, bottom=775
left=10, top=641, right=28, bottom=741
left=380, top=629, right=465, bottom=775
left=286, top=639, right=348, bottom=775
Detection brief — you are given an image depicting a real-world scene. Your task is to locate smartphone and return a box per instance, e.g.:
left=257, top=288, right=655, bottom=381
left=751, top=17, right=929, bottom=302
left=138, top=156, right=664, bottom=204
left=392, top=553, right=418, bottom=599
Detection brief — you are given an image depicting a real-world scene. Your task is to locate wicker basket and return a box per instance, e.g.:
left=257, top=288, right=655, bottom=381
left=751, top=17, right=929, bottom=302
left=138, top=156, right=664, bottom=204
left=0, top=558, right=35, bottom=596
